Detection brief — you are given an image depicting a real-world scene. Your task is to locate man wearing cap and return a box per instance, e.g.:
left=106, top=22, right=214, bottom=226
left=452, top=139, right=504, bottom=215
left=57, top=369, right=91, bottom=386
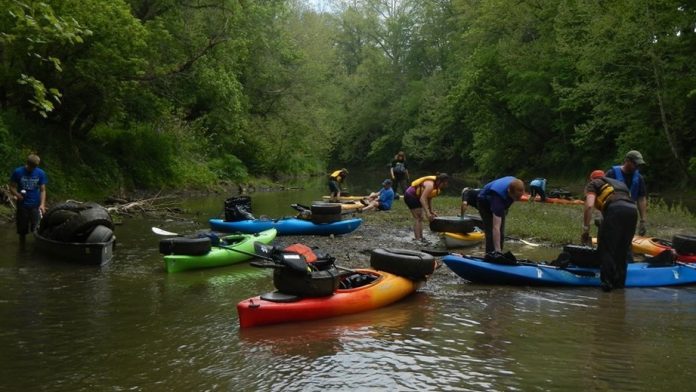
left=9, top=154, right=48, bottom=245
left=362, top=179, right=395, bottom=212
left=581, top=169, right=637, bottom=291
left=605, top=150, right=648, bottom=236
left=476, top=176, right=525, bottom=254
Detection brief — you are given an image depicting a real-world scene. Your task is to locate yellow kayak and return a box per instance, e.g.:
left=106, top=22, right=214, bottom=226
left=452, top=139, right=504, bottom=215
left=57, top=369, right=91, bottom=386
left=443, top=231, right=485, bottom=248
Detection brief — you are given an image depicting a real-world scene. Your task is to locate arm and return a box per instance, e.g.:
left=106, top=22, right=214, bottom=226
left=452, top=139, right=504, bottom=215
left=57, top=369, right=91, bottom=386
left=39, top=184, right=47, bottom=214
left=637, top=196, right=647, bottom=221
left=420, top=182, right=435, bottom=220
left=492, top=214, right=503, bottom=252
left=390, top=168, right=395, bottom=180
left=9, top=180, right=23, bottom=201
left=582, top=194, right=595, bottom=245
left=460, top=201, right=467, bottom=217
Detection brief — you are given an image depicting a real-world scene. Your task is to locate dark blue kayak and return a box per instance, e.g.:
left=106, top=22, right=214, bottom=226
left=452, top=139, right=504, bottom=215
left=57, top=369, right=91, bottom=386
left=443, top=255, right=696, bottom=287
left=209, top=217, right=362, bottom=236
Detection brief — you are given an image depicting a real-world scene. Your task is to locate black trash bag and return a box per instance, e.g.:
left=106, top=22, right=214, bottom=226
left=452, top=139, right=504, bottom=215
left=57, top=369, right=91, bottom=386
left=224, top=196, right=255, bottom=221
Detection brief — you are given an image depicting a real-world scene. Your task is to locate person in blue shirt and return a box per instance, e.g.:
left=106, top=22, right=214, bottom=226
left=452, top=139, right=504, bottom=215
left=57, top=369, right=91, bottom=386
left=605, top=150, right=648, bottom=236
left=9, top=154, right=48, bottom=244
left=529, top=178, right=547, bottom=202
left=477, top=176, right=525, bottom=254
left=362, top=179, right=395, bottom=212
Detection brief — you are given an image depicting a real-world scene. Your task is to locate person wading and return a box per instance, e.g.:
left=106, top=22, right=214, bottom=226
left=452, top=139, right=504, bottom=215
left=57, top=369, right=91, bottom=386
left=581, top=169, right=638, bottom=292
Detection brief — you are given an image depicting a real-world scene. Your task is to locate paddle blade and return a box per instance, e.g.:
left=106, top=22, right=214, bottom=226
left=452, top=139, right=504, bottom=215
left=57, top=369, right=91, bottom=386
left=253, top=242, right=275, bottom=257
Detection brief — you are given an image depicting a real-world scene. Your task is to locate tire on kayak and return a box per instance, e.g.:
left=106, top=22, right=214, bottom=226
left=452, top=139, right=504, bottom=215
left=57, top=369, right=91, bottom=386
left=159, top=236, right=211, bottom=256
left=311, top=213, right=342, bottom=224
left=672, top=234, right=696, bottom=254
left=311, top=203, right=342, bottom=215
left=370, top=248, right=436, bottom=279
left=51, top=206, right=114, bottom=242
left=85, top=225, right=114, bottom=243
left=273, top=267, right=341, bottom=297
left=562, top=245, right=600, bottom=267
left=429, top=216, right=483, bottom=233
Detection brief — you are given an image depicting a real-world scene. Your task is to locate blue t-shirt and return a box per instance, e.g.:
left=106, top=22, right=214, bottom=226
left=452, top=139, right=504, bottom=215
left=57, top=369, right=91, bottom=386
left=377, top=187, right=395, bottom=210
left=10, top=166, right=47, bottom=207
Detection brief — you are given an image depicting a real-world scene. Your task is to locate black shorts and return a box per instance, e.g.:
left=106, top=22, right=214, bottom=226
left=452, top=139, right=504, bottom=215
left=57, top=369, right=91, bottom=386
left=404, top=192, right=422, bottom=210
left=16, top=206, right=41, bottom=235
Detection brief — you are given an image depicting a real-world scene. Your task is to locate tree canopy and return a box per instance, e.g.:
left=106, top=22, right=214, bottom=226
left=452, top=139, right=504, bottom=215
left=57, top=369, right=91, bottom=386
left=1, top=0, right=694, bottom=195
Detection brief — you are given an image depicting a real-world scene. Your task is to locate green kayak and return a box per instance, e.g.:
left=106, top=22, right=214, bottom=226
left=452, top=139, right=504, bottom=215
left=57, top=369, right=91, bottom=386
left=163, top=228, right=277, bottom=273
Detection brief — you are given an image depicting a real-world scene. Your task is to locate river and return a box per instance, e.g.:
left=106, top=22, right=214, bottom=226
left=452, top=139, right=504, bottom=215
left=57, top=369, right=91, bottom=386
left=2, top=177, right=696, bottom=391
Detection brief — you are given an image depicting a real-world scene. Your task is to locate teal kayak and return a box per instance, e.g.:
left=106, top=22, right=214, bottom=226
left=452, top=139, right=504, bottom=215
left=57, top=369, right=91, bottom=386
left=208, top=217, right=362, bottom=236
left=164, top=228, right=277, bottom=273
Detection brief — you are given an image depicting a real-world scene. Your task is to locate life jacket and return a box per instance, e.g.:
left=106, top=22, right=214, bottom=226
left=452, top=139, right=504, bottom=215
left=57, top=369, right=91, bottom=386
left=410, top=176, right=441, bottom=198
left=330, top=170, right=345, bottom=182
left=612, top=166, right=640, bottom=201
left=479, top=176, right=516, bottom=205
left=393, top=161, right=407, bottom=175
left=594, top=177, right=634, bottom=212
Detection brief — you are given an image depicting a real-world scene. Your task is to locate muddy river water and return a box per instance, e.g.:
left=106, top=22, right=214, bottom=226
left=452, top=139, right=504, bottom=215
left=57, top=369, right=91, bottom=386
left=2, top=178, right=695, bottom=391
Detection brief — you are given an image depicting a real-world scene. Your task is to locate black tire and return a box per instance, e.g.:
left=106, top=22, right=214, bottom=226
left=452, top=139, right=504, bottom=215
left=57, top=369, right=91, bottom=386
left=51, top=206, right=114, bottom=242
left=311, top=213, right=342, bottom=224
left=429, top=216, right=483, bottom=233
left=311, top=203, right=342, bottom=215
left=673, top=234, right=696, bottom=254
left=562, top=245, right=599, bottom=267
left=159, top=237, right=211, bottom=255
left=39, top=202, right=84, bottom=232
left=84, top=225, right=114, bottom=243
left=273, top=267, right=340, bottom=297
left=370, top=248, right=436, bottom=280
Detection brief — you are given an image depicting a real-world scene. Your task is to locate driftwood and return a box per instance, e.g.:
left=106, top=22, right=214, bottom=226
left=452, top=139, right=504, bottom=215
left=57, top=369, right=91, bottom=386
left=104, top=193, right=184, bottom=218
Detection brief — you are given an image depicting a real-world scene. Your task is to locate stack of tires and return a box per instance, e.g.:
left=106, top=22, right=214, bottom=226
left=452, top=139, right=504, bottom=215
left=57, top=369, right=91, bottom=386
left=38, top=202, right=115, bottom=243
left=310, top=203, right=342, bottom=224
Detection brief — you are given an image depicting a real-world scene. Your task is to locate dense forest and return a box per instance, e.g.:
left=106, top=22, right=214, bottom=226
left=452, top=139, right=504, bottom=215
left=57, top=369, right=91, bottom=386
left=1, top=0, right=694, bottom=197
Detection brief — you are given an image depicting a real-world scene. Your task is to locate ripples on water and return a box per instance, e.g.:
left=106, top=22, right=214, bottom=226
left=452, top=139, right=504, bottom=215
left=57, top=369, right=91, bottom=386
left=3, top=207, right=696, bottom=391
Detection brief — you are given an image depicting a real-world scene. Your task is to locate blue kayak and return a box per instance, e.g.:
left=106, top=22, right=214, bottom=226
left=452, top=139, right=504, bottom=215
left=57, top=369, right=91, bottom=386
left=209, top=217, right=362, bottom=236
left=443, top=255, right=696, bottom=287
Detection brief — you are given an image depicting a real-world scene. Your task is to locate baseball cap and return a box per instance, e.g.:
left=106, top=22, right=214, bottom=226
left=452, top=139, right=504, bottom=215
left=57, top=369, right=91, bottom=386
left=382, top=179, right=392, bottom=185
left=625, top=150, right=645, bottom=165
left=590, top=170, right=605, bottom=180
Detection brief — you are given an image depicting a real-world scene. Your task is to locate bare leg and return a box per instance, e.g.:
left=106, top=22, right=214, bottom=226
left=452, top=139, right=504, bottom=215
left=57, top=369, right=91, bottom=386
left=410, top=208, right=424, bottom=240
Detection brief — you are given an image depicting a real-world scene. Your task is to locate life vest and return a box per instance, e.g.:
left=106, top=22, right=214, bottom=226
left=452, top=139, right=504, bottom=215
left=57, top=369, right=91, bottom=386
left=410, top=176, right=441, bottom=198
left=594, top=177, right=634, bottom=212
left=330, top=170, right=345, bottom=182
left=612, top=166, right=640, bottom=201
left=479, top=176, right=516, bottom=204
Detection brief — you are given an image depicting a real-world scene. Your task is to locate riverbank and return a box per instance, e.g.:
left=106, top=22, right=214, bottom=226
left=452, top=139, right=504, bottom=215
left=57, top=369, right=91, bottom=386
left=263, top=195, right=696, bottom=271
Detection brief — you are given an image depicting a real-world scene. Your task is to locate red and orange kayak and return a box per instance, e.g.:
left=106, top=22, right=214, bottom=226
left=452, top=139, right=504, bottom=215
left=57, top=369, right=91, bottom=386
left=631, top=236, right=696, bottom=262
left=520, top=194, right=584, bottom=205
left=237, top=269, right=420, bottom=328
left=592, top=236, right=696, bottom=263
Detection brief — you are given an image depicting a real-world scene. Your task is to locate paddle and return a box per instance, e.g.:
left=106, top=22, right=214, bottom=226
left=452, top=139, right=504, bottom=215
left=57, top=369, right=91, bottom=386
left=152, top=227, right=178, bottom=236
left=420, top=249, right=597, bottom=277
left=504, top=236, right=541, bottom=247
